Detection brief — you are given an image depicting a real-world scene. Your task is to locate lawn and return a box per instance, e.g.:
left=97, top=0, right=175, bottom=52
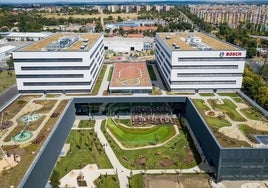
left=54, top=129, right=112, bottom=179
left=147, top=64, right=157, bottom=81
left=240, top=108, right=268, bottom=121
left=114, top=119, right=132, bottom=126
left=199, top=93, right=215, bottom=97
left=232, top=97, right=244, bottom=103
left=239, top=124, right=268, bottom=143
left=217, top=93, right=239, bottom=97
left=94, top=175, right=119, bottom=188
left=102, top=120, right=200, bottom=170
left=0, top=70, right=16, bottom=93
left=91, top=65, right=107, bottom=95
left=107, top=66, right=114, bottom=81
left=208, top=99, right=246, bottom=122
left=129, top=174, right=143, bottom=188
left=106, top=118, right=176, bottom=148
left=78, top=120, right=96, bottom=128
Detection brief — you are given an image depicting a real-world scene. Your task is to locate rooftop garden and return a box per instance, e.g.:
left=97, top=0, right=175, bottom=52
left=101, top=119, right=201, bottom=170
left=192, top=99, right=250, bottom=148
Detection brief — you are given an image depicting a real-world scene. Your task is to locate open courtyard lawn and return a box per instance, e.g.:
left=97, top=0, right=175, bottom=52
left=102, top=120, right=200, bottom=170
left=217, top=93, right=240, bottom=97
left=54, top=130, right=112, bottom=179
left=0, top=70, right=16, bottom=93
left=129, top=174, right=143, bottom=188
left=106, top=118, right=176, bottom=148
left=147, top=64, right=157, bottom=81
left=208, top=99, right=246, bottom=122
left=91, top=65, right=107, bottom=95
left=78, top=119, right=96, bottom=128
left=239, top=124, right=268, bottom=143
left=240, top=108, right=268, bottom=121
left=94, top=175, right=119, bottom=188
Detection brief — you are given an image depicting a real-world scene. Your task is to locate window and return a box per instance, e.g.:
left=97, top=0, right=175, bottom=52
left=177, top=73, right=242, bottom=77
left=14, top=58, right=82, bottom=62
left=171, top=81, right=236, bottom=85
left=24, top=82, right=91, bottom=86
left=17, top=74, right=83, bottom=78
left=21, top=66, right=90, bottom=70
left=172, top=65, right=238, bottom=69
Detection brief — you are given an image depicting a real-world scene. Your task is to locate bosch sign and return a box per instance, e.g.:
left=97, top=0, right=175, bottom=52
left=219, top=51, right=243, bottom=57
left=226, top=52, right=242, bottom=56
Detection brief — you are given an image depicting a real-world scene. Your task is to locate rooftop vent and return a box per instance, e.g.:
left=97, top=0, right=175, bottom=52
left=46, top=36, right=79, bottom=51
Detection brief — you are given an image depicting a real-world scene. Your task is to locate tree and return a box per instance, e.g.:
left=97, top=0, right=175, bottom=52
left=50, top=170, right=60, bottom=188
left=6, top=57, right=14, bottom=70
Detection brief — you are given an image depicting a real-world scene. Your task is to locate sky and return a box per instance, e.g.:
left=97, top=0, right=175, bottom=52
left=0, top=0, right=264, bottom=4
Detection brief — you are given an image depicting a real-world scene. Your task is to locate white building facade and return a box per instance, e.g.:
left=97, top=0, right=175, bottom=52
left=155, top=32, right=246, bottom=93
left=13, top=33, right=104, bottom=93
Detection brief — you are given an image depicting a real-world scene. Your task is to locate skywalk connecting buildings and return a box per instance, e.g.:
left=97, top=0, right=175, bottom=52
left=155, top=32, right=246, bottom=93
left=13, top=33, right=104, bottom=93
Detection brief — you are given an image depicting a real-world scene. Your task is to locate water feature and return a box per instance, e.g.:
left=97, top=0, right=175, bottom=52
left=13, top=131, right=33, bottom=142
left=20, top=114, right=40, bottom=123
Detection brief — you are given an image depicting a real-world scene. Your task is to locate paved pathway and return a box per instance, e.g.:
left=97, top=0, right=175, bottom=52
left=98, top=64, right=112, bottom=96
left=94, top=119, right=130, bottom=188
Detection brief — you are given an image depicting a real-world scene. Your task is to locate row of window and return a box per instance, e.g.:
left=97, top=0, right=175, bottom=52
left=21, top=66, right=90, bottom=70
left=177, top=57, right=245, bottom=62
left=23, top=82, right=91, bottom=86
left=17, top=74, right=83, bottom=78
left=14, top=58, right=83, bottom=63
left=171, top=81, right=236, bottom=85
left=177, top=73, right=242, bottom=77
left=156, top=41, right=171, bottom=59
left=172, top=65, right=238, bottom=69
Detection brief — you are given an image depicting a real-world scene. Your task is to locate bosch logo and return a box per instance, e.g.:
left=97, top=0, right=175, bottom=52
left=226, top=52, right=242, bottom=57
left=219, top=52, right=224, bottom=57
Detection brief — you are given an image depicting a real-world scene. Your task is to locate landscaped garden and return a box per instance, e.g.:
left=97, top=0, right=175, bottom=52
left=192, top=99, right=250, bottom=147
left=94, top=175, right=119, bottom=188
left=0, top=99, right=69, bottom=188
left=106, top=118, right=176, bottom=148
left=240, top=108, right=268, bottom=121
left=208, top=99, right=246, bottom=122
left=78, top=119, right=96, bottom=128
left=239, top=124, right=268, bottom=143
left=101, top=120, right=200, bottom=170
left=53, top=129, right=112, bottom=179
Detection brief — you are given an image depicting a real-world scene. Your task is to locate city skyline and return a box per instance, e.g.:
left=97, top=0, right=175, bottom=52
left=0, top=0, right=266, bottom=4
